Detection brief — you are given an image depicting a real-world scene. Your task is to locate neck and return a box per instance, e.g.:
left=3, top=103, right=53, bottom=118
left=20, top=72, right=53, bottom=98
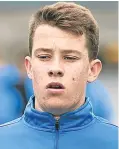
left=35, top=95, right=85, bottom=117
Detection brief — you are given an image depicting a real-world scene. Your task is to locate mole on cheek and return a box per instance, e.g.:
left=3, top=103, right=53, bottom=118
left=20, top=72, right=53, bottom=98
left=72, top=78, right=75, bottom=81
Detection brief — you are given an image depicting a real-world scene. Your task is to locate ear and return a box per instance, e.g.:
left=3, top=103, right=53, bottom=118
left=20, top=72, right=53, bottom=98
left=87, top=59, right=102, bottom=83
left=25, top=56, right=32, bottom=79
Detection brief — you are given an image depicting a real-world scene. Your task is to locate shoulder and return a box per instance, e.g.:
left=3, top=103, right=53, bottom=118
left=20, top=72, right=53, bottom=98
left=93, top=116, right=118, bottom=135
left=89, top=116, right=118, bottom=147
left=0, top=117, right=22, bottom=128
left=0, top=117, right=24, bottom=135
left=95, top=116, right=118, bottom=127
left=0, top=116, right=27, bottom=147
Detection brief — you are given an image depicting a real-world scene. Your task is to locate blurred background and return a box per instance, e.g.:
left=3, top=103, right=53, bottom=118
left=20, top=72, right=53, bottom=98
left=0, top=1, right=118, bottom=125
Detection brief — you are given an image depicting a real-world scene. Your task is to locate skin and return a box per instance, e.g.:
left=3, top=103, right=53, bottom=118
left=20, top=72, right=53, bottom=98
left=25, top=24, right=102, bottom=116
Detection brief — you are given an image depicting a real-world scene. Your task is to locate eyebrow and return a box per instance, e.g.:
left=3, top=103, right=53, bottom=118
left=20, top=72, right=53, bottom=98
left=34, top=48, right=53, bottom=54
left=34, top=48, right=82, bottom=56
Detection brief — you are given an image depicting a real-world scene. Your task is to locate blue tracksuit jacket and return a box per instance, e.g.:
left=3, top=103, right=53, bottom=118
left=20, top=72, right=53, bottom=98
left=0, top=96, right=118, bottom=149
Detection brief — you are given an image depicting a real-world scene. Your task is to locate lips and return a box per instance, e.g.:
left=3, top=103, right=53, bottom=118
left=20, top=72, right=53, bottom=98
left=46, top=82, right=65, bottom=89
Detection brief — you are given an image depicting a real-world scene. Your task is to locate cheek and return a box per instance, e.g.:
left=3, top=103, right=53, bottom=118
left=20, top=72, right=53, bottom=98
left=32, top=61, right=49, bottom=78
left=32, top=71, right=43, bottom=88
left=31, top=66, right=45, bottom=85
left=71, top=64, right=89, bottom=83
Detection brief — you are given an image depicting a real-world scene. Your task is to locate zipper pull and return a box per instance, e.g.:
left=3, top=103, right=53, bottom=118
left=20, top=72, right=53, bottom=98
left=55, top=119, right=59, bottom=130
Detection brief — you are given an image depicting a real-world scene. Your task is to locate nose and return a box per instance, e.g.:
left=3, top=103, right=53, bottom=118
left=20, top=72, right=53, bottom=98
left=48, top=69, right=64, bottom=77
left=48, top=60, right=64, bottom=77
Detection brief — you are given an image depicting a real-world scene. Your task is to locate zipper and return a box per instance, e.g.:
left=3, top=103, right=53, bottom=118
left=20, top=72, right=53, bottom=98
left=55, top=119, right=59, bottom=130
left=55, top=119, right=59, bottom=149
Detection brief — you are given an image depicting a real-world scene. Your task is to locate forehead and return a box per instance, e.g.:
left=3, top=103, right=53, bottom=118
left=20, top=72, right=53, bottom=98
left=33, top=24, right=87, bottom=53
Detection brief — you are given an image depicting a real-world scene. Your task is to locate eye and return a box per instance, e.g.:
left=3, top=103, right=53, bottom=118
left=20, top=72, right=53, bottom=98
left=37, top=55, right=51, bottom=61
left=64, top=56, right=78, bottom=61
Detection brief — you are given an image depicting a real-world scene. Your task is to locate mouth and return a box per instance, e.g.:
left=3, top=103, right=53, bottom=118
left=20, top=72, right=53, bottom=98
left=46, top=82, right=65, bottom=94
left=46, top=82, right=65, bottom=89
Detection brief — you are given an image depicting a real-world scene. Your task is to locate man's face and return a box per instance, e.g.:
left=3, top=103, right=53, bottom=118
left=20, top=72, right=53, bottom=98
left=25, top=24, right=100, bottom=115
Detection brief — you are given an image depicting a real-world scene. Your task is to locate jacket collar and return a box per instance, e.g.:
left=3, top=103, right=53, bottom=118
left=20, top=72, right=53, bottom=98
left=23, top=96, right=95, bottom=132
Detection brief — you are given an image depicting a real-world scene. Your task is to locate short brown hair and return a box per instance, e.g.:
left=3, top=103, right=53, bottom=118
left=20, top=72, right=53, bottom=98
left=29, top=2, right=99, bottom=60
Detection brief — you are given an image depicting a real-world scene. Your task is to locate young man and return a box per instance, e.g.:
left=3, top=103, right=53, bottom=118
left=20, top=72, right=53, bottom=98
left=0, top=2, right=118, bottom=149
